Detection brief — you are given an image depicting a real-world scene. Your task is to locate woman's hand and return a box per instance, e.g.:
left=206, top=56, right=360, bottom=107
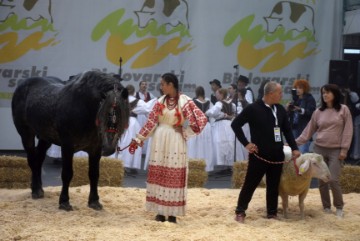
left=339, top=153, right=347, bottom=161
left=174, top=126, right=182, bottom=134
left=129, top=138, right=143, bottom=154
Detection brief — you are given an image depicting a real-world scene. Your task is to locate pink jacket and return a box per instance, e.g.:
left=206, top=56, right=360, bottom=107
left=296, top=104, right=353, bottom=156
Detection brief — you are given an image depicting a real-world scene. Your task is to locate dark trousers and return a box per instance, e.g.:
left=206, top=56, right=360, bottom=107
left=235, top=155, right=283, bottom=216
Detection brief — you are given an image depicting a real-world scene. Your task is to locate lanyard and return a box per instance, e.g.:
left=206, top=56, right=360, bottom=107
left=265, top=103, right=278, bottom=126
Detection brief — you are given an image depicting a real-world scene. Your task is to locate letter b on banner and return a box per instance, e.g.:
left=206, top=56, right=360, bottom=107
left=329, top=60, right=350, bottom=87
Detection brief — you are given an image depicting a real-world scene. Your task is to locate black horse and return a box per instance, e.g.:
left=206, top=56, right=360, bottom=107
left=11, top=70, right=129, bottom=211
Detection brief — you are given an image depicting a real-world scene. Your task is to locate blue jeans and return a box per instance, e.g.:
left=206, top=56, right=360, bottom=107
left=292, top=129, right=311, bottom=153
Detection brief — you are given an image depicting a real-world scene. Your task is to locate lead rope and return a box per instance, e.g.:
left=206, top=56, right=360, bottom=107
left=115, top=139, right=143, bottom=158
left=252, top=152, right=300, bottom=176
left=252, top=153, right=289, bottom=164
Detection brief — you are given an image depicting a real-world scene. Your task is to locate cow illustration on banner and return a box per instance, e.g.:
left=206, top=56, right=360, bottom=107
left=135, top=0, right=189, bottom=29
left=92, top=0, right=192, bottom=68
left=0, top=0, right=59, bottom=63
left=264, top=1, right=315, bottom=35
left=224, top=1, right=318, bottom=73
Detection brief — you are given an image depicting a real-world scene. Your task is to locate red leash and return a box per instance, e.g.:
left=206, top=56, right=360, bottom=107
left=117, top=139, right=143, bottom=154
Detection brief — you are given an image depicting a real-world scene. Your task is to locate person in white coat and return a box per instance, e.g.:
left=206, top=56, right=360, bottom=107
left=111, top=85, right=156, bottom=173
left=187, top=86, right=214, bottom=171
left=206, top=88, right=236, bottom=170
left=135, top=80, right=156, bottom=155
left=234, top=88, right=250, bottom=161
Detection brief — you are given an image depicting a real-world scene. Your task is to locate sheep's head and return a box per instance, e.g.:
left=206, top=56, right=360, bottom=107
left=297, top=153, right=331, bottom=182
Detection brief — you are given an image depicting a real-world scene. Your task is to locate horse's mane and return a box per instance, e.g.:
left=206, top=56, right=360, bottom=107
left=65, top=71, right=122, bottom=95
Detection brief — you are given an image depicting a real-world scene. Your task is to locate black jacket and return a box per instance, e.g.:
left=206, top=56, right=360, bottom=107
left=289, top=93, right=316, bottom=133
left=231, top=99, right=298, bottom=161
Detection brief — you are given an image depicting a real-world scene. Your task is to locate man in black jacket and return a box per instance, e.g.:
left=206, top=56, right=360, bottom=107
left=209, top=79, right=222, bottom=105
left=237, top=75, right=255, bottom=103
left=231, top=81, right=300, bottom=223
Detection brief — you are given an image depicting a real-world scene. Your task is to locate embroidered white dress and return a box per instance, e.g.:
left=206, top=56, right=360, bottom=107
left=206, top=100, right=236, bottom=167
left=187, top=99, right=214, bottom=171
left=137, top=94, right=207, bottom=216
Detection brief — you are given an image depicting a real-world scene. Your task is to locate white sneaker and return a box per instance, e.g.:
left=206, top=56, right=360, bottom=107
left=323, top=208, right=332, bottom=214
left=336, top=209, right=344, bottom=218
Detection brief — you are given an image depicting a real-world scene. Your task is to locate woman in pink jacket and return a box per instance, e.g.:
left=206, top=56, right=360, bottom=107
left=296, top=84, right=353, bottom=218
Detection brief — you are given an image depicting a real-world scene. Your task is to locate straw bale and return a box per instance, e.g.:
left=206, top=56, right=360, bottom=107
left=232, top=161, right=265, bottom=188
left=232, top=161, right=248, bottom=188
left=340, top=165, right=360, bottom=194
left=0, top=155, right=29, bottom=168
left=0, top=182, right=29, bottom=189
left=0, top=167, right=31, bottom=183
left=0, top=156, right=31, bottom=189
left=71, top=157, right=124, bottom=187
left=188, top=159, right=208, bottom=188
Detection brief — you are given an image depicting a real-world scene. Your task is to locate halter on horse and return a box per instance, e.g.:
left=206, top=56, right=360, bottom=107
left=11, top=70, right=129, bottom=211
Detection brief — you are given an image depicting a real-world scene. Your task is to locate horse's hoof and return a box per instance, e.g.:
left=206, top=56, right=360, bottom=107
left=31, top=189, right=44, bottom=199
left=59, top=202, right=73, bottom=211
left=88, top=201, right=103, bottom=210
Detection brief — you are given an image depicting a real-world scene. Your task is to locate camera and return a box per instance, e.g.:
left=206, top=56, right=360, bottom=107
left=288, top=103, right=295, bottom=111
left=291, top=88, right=298, bottom=102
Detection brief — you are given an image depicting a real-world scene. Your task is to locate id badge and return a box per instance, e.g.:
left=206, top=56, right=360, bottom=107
left=274, top=127, right=281, bottom=142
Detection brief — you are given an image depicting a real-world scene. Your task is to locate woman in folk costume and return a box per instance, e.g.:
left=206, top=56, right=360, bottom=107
left=111, top=84, right=156, bottom=172
left=132, top=73, right=207, bottom=223
left=234, top=88, right=250, bottom=161
left=206, top=88, right=236, bottom=168
left=187, top=86, right=214, bottom=172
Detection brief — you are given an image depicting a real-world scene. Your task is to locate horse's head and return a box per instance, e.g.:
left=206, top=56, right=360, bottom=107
left=97, top=83, right=129, bottom=156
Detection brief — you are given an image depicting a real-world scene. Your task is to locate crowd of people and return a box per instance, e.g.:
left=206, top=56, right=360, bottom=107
left=46, top=73, right=358, bottom=224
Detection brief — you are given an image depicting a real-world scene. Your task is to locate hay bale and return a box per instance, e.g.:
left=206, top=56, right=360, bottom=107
left=0, top=167, right=31, bottom=182
left=232, top=161, right=248, bottom=188
left=0, top=155, right=29, bottom=168
left=188, top=159, right=208, bottom=188
left=0, top=156, right=31, bottom=189
left=232, top=161, right=266, bottom=188
left=71, top=157, right=124, bottom=187
left=340, top=165, right=360, bottom=194
left=0, top=182, right=29, bottom=189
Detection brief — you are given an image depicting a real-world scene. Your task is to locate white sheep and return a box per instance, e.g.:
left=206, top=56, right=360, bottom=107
left=279, top=146, right=331, bottom=219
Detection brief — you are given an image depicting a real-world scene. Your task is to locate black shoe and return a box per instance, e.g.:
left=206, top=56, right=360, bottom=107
left=267, top=214, right=279, bottom=220
left=155, top=214, right=165, bottom=222
left=168, top=216, right=177, bottom=223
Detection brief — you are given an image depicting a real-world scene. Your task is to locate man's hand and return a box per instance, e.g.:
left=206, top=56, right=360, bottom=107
left=246, top=143, right=258, bottom=154
left=292, top=150, right=301, bottom=160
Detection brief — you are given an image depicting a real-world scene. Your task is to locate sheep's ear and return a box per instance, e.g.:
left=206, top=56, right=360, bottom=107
left=299, top=159, right=310, bottom=175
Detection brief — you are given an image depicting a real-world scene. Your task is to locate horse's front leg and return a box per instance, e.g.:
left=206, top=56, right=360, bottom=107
left=59, top=147, right=74, bottom=211
left=88, top=152, right=103, bottom=210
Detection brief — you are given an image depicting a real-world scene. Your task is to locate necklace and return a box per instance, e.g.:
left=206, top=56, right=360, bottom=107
left=166, top=96, right=178, bottom=110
